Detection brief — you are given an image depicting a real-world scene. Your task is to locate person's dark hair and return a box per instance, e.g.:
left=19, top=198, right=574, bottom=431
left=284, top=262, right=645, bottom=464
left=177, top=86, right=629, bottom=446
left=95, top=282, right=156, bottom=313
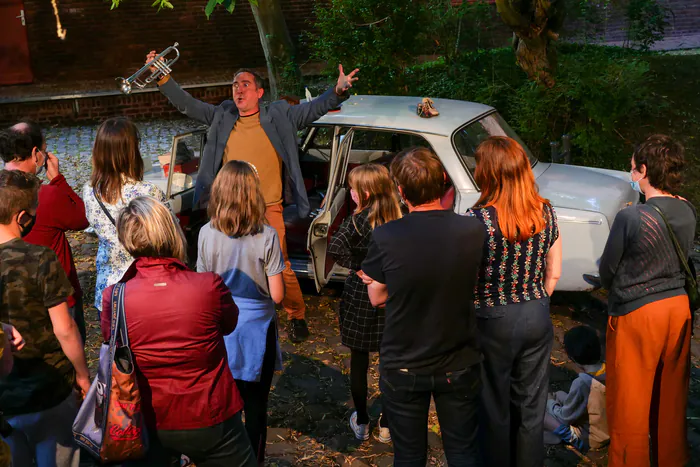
left=90, top=117, right=144, bottom=204
left=563, top=326, right=602, bottom=366
left=0, top=170, right=41, bottom=224
left=633, top=134, right=684, bottom=193
left=0, top=129, right=33, bottom=164
left=233, top=68, right=264, bottom=89
left=390, top=147, right=446, bottom=206
left=13, top=119, right=44, bottom=150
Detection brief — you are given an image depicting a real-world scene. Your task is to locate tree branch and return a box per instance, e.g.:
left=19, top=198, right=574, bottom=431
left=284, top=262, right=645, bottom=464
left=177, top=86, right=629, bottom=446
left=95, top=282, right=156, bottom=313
left=354, top=16, right=390, bottom=27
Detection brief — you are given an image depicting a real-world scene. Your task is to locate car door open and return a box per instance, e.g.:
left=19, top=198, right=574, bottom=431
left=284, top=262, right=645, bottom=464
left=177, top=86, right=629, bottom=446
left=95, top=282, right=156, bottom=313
left=163, top=129, right=206, bottom=214
left=307, top=127, right=355, bottom=291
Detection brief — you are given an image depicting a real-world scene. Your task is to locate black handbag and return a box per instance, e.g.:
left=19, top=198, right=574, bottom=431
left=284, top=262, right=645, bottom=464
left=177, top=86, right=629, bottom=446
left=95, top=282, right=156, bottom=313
left=649, top=204, right=700, bottom=322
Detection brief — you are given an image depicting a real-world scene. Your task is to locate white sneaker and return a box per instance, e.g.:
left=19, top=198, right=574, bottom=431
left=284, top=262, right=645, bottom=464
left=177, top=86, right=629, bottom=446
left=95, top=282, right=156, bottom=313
left=374, top=414, right=391, bottom=444
left=349, top=411, right=370, bottom=441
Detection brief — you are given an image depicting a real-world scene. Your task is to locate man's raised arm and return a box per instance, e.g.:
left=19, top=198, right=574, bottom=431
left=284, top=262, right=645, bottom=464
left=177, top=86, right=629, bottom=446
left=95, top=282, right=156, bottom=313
left=287, top=64, right=359, bottom=129
left=146, top=50, right=217, bottom=126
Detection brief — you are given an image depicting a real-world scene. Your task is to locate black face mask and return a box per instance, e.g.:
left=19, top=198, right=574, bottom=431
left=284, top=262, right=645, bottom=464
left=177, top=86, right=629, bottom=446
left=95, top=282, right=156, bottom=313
left=35, top=150, right=48, bottom=176
left=18, top=212, right=36, bottom=238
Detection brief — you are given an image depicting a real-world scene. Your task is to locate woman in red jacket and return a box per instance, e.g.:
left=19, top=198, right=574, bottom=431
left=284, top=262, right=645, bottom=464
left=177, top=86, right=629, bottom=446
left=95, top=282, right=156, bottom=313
left=100, top=196, right=256, bottom=467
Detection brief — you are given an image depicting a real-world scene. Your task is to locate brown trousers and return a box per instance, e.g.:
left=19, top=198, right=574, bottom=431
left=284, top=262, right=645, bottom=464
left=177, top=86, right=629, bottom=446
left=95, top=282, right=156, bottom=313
left=607, top=294, right=691, bottom=467
left=264, top=203, right=306, bottom=320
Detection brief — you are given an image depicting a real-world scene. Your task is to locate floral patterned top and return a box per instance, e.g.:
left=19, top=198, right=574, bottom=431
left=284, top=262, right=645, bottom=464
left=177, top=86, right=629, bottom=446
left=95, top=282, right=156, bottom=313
left=83, top=180, right=167, bottom=312
left=467, top=204, right=559, bottom=310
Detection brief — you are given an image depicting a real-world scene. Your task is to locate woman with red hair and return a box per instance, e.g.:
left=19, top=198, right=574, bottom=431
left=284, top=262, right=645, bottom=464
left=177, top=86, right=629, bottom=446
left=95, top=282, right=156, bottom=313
left=467, top=136, right=562, bottom=467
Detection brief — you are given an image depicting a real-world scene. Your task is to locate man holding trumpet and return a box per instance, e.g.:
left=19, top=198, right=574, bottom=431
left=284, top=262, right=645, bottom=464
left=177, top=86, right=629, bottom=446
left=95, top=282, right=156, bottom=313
left=146, top=50, right=359, bottom=343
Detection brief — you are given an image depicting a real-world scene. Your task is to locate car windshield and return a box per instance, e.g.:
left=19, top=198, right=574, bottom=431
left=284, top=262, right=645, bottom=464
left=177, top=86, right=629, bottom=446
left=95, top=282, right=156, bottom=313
left=452, top=112, right=538, bottom=173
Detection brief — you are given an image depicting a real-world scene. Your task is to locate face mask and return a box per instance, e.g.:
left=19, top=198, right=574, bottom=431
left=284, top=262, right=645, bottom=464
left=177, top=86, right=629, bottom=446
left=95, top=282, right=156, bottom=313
left=35, top=150, right=47, bottom=176
left=630, top=169, right=643, bottom=194
left=18, top=212, right=36, bottom=238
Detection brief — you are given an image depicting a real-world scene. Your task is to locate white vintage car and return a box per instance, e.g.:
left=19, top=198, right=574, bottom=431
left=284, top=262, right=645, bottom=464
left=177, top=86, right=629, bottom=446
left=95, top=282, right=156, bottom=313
left=148, top=95, right=638, bottom=292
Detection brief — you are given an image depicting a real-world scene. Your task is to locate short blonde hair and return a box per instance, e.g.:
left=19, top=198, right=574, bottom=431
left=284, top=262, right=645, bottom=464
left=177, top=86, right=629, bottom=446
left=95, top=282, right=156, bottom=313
left=208, top=160, right=266, bottom=237
left=117, top=196, right=187, bottom=262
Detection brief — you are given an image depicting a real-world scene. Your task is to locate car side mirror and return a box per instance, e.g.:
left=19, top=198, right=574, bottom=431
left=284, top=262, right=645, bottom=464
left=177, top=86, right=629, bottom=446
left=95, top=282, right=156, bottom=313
left=550, top=134, right=571, bottom=164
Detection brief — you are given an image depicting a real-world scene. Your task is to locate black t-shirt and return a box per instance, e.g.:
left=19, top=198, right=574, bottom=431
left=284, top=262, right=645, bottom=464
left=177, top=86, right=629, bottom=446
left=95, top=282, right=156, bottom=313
left=362, top=210, right=485, bottom=374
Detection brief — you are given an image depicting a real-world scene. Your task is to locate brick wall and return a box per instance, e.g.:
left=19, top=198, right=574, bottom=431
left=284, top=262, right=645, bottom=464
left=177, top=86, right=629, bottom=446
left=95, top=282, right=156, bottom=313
left=22, top=0, right=321, bottom=83
left=556, top=0, right=700, bottom=43
left=0, top=85, right=231, bottom=126
left=457, top=0, right=699, bottom=45
left=12, top=0, right=700, bottom=85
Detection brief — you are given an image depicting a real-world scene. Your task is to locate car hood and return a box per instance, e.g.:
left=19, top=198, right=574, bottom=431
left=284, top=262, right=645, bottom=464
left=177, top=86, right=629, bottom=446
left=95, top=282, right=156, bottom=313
left=534, top=162, right=639, bottom=227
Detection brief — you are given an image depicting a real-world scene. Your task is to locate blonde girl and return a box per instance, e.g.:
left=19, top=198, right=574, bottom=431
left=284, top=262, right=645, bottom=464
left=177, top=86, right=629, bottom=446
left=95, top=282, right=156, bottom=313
left=197, top=160, right=284, bottom=465
left=327, top=163, right=402, bottom=442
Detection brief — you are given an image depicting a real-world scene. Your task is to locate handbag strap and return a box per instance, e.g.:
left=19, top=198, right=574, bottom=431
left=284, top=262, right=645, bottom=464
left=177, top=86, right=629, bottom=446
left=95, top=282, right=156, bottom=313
left=93, top=188, right=116, bottom=226
left=109, top=282, right=131, bottom=348
left=648, top=203, right=696, bottom=286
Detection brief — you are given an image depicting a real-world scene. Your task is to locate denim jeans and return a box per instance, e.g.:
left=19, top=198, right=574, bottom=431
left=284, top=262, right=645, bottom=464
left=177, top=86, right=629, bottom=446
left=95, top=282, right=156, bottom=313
left=477, top=297, right=553, bottom=467
left=4, top=393, right=80, bottom=467
left=379, top=364, right=482, bottom=467
left=126, top=412, right=256, bottom=467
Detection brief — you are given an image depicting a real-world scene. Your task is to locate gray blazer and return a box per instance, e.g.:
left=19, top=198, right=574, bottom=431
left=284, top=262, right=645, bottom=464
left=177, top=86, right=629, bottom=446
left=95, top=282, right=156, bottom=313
left=158, top=77, right=349, bottom=218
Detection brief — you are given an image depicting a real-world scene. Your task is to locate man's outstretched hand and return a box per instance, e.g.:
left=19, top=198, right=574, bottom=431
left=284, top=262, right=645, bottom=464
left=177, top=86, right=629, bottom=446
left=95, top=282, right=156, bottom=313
left=335, top=64, right=359, bottom=95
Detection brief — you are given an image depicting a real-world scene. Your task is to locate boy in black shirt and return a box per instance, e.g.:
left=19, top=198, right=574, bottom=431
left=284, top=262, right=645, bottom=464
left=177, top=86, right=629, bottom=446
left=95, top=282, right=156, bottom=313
left=360, top=147, right=484, bottom=466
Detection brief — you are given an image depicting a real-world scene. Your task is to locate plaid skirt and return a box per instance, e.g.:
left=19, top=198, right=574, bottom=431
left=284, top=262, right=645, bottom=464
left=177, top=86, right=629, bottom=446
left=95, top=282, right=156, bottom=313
left=337, top=273, right=385, bottom=352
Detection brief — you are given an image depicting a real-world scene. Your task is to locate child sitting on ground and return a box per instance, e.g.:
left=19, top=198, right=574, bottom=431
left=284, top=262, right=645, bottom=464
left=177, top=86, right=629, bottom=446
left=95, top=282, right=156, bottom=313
left=545, top=325, right=609, bottom=452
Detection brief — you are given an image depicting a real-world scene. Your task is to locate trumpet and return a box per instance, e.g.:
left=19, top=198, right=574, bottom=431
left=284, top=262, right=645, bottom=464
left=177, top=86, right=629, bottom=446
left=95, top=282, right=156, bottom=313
left=117, top=43, right=180, bottom=94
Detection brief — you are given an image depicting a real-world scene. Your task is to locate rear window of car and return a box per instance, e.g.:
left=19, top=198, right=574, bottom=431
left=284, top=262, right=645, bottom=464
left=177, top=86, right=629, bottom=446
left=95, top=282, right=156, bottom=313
left=452, top=112, right=538, bottom=174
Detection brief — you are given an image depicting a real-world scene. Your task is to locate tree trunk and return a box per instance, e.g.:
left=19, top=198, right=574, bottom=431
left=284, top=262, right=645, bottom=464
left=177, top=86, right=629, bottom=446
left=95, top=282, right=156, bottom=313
left=512, top=33, right=556, bottom=88
left=249, top=0, right=302, bottom=100
left=495, top=0, right=565, bottom=88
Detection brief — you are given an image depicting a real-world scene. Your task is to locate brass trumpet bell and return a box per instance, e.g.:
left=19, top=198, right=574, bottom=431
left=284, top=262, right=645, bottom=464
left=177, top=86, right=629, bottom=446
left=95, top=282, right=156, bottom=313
left=116, top=42, right=180, bottom=94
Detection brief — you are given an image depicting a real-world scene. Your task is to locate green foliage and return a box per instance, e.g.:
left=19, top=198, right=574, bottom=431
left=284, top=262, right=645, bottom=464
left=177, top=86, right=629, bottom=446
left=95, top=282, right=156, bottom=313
left=509, top=45, right=654, bottom=168
left=626, top=0, right=669, bottom=51
left=306, top=0, right=436, bottom=94
left=422, top=0, right=497, bottom=62
left=562, top=0, right=612, bottom=43
left=404, top=45, right=658, bottom=170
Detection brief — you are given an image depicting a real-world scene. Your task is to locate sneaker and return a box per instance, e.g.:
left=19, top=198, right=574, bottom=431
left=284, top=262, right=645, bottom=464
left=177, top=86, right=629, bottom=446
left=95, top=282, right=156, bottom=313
left=288, top=318, right=310, bottom=343
left=374, top=415, right=391, bottom=444
left=349, top=411, right=370, bottom=441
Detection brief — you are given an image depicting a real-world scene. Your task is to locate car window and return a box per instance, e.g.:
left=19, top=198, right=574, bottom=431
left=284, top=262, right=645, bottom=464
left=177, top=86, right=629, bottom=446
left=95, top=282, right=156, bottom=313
left=165, top=132, right=204, bottom=198
left=453, top=113, right=537, bottom=175
left=300, top=126, right=333, bottom=162
left=345, top=129, right=432, bottom=167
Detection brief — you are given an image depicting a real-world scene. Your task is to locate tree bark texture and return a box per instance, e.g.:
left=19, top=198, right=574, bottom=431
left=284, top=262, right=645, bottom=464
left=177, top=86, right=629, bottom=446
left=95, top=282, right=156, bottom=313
left=249, top=0, right=302, bottom=99
left=495, top=0, right=565, bottom=87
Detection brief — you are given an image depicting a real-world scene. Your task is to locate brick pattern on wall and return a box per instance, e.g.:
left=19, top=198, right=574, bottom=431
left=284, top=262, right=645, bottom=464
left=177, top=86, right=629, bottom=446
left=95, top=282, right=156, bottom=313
left=0, top=85, right=232, bottom=126
left=22, top=0, right=321, bottom=83
left=9, top=0, right=700, bottom=87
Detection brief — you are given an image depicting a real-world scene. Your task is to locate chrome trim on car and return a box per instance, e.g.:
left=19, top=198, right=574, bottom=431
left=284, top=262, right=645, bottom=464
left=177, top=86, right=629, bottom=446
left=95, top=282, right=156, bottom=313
left=557, top=218, right=604, bottom=225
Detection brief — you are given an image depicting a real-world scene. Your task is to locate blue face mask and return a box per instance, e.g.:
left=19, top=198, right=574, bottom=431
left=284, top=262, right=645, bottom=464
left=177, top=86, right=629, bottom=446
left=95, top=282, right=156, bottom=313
left=630, top=170, right=642, bottom=193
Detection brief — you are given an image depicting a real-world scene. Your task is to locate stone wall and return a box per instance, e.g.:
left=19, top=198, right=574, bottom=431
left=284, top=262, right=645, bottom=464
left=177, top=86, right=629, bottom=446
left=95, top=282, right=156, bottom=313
left=0, top=85, right=231, bottom=126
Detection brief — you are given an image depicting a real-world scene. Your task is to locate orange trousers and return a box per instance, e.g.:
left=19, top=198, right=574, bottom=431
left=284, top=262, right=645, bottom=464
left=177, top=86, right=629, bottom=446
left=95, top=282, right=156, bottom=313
left=265, top=203, right=306, bottom=320
left=607, top=294, right=691, bottom=467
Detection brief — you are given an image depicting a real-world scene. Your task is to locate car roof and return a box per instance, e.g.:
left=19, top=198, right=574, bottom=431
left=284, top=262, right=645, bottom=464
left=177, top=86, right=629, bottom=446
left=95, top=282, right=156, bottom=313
left=311, top=95, right=495, bottom=137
